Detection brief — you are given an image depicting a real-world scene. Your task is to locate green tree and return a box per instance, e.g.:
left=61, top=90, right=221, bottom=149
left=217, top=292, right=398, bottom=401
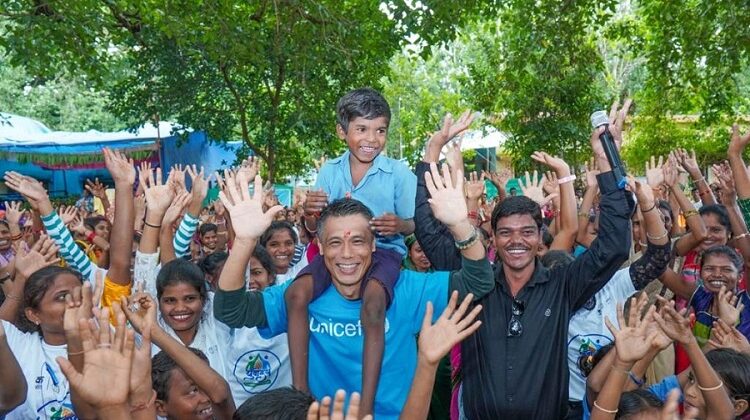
left=0, top=59, right=127, bottom=132
left=0, top=1, right=499, bottom=181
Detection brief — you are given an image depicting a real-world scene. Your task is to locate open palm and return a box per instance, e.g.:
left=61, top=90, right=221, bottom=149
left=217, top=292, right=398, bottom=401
left=425, top=163, right=467, bottom=227
left=219, top=172, right=283, bottom=241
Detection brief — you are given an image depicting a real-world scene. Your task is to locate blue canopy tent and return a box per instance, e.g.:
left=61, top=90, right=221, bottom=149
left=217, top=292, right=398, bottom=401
left=0, top=113, right=243, bottom=199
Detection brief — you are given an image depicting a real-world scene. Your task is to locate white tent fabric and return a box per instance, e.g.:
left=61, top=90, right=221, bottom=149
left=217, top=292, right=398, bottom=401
left=0, top=112, right=184, bottom=146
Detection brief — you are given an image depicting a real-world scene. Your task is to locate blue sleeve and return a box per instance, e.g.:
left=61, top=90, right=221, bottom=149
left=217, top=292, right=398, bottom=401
left=396, top=270, right=450, bottom=334
left=257, top=281, right=291, bottom=339
left=393, top=163, right=416, bottom=219
left=314, top=164, right=334, bottom=197
left=647, top=375, right=682, bottom=402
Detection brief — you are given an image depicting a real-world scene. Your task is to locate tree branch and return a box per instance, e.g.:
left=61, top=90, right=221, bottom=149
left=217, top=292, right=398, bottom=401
left=219, top=61, right=267, bottom=161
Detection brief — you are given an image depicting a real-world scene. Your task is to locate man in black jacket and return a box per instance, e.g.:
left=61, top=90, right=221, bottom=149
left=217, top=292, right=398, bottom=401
left=415, top=102, right=634, bottom=419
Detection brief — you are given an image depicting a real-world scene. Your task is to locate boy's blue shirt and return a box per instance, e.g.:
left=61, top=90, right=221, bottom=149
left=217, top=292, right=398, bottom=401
left=315, top=150, right=417, bottom=256
left=258, top=269, right=450, bottom=419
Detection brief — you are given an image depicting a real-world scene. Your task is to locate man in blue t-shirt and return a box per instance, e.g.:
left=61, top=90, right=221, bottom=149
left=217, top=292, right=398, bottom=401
left=212, top=164, right=493, bottom=419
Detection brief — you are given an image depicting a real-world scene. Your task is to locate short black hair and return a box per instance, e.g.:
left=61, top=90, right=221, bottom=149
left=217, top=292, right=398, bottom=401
left=617, top=389, right=663, bottom=417
left=252, top=244, right=277, bottom=278
left=156, top=258, right=207, bottom=302
left=260, top=221, right=299, bottom=247
left=336, top=87, right=391, bottom=133
left=706, top=348, right=750, bottom=415
left=700, top=204, right=731, bottom=232
left=199, top=223, right=218, bottom=236
left=700, top=245, right=744, bottom=273
left=317, top=198, right=374, bottom=239
left=151, top=347, right=209, bottom=402
left=540, top=250, right=574, bottom=270
left=197, top=251, right=228, bottom=278
left=491, top=196, right=543, bottom=232
left=233, top=386, right=314, bottom=420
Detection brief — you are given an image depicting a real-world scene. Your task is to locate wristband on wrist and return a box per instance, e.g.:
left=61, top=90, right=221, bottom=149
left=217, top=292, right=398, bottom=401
left=628, top=371, right=645, bottom=387
left=86, top=231, right=97, bottom=243
left=454, top=226, right=479, bottom=250
left=557, top=174, right=576, bottom=185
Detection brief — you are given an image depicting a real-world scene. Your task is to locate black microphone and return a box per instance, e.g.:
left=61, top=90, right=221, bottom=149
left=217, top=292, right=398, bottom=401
left=590, top=111, right=628, bottom=190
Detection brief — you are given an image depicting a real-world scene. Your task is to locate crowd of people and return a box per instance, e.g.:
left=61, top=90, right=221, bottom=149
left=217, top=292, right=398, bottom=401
left=0, top=87, right=749, bottom=420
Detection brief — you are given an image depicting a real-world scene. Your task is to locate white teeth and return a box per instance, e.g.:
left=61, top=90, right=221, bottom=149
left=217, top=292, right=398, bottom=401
left=508, top=249, right=527, bottom=254
left=710, top=281, right=724, bottom=287
left=172, top=314, right=190, bottom=321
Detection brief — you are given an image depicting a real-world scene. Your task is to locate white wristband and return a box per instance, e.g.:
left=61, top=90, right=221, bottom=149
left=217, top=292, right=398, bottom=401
left=557, top=175, right=576, bottom=185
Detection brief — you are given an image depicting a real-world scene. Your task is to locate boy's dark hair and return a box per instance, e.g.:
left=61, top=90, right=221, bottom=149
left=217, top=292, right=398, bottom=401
left=617, top=389, right=663, bottom=418
left=706, top=348, right=750, bottom=414
left=540, top=250, right=574, bottom=270
left=20, top=266, right=83, bottom=333
left=700, top=204, right=731, bottom=232
left=491, top=196, right=543, bottom=233
left=336, top=87, right=391, bottom=133
left=700, top=245, right=744, bottom=273
left=199, top=223, right=218, bottom=237
left=317, top=198, right=374, bottom=239
left=197, top=251, right=228, bottom=278
left=260, top=221, right=298, bottom=248
left=542, top=229, right=554, bottom=247
left=233, top=386, right=314, bottom=420
left=151, top=347, right=209, bottom=402
left=156, top=258, right=207, bottom=302
left=252, top=245, right=277, bottom=278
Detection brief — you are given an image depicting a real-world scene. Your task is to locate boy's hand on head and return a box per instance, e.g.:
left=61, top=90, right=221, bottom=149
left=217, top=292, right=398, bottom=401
left=370, top=213, right=404, bottom=236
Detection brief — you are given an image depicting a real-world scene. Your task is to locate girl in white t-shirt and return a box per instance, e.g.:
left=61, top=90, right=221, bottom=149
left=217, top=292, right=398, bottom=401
left=132, top=244, right=291, bottom=408
left=3, top=266, right=83, bottom=420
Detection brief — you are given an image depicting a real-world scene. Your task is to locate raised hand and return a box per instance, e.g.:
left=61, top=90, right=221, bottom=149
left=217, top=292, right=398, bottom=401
left=162, top=191, right=192, bottom=226
left=3, top=171, right=50, bottom=211
left=712, top=161, right=736, bottom=204
left=13, top=234, right=60, bottom=281
left=604, top=298, right=658, bottom=363
left=4, top=201, right=24, bottom=225
left=645, top=155, right=665, bottom=190
left=237, top=156, right=260, bottom=182
left=660, top=389, right=699, bottom=420
left=708, top=319, right=750, bottom=355
left=306, top=390, right=371, bottom=420
left=663, top=153, right=679, bottom=188
left=716, top=285, right=744, bottom=326
left=444, top=139, right=464, bottom=176
left=425, top=111, right=475, bottom=161
left=676, top=148, right=701, bottom=178
left=653, top=297, right=695, bottom=346
left=465, top=171, right=486, bottom=201
left=84, top=178, right=106, bottom=199
left=419, top=291, right=482, bottom=366
left=589, top=99, right=632, bottom=168
left=531, top=151, right=571, bottom=176
left=139, top=166, right=175, bottom=214
left=425, top=162, right=468, bottom=227
left=218, top=172, right=283, bottom=242
left=728, top=123, right=750, bottom=156
left=520, top=170, right=556, bottom=206
left=186, top=165, right=209, bottom=204
left=584, top=158, right=600, bottom=189
left=169, top=164, right=187, bottom=193
left=102, top=148, right=136, bottom=186
left=485, top=166, right=512, bottom=190
left=542, top=171, right=559, bottom=196
left=58, top=205, right=78, bottom=226
left=120, top=289, right=158, bottom=335
left=63, top=283, right=95, bottom=340
left=56, top=307, right=134, bottom=411
left=117, top=299, right=154, bottom=410
left=138, top=161, right=152, bottom=188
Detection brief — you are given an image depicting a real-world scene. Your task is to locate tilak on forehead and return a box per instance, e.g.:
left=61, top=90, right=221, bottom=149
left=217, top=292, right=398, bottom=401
left=344, top=230, right=351, bottom=238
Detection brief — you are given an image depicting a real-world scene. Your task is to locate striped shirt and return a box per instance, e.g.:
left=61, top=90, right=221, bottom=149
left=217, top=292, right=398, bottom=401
left=174, top=213, right=199, bottom=258
left=41, top=211, right=104, bottom=282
